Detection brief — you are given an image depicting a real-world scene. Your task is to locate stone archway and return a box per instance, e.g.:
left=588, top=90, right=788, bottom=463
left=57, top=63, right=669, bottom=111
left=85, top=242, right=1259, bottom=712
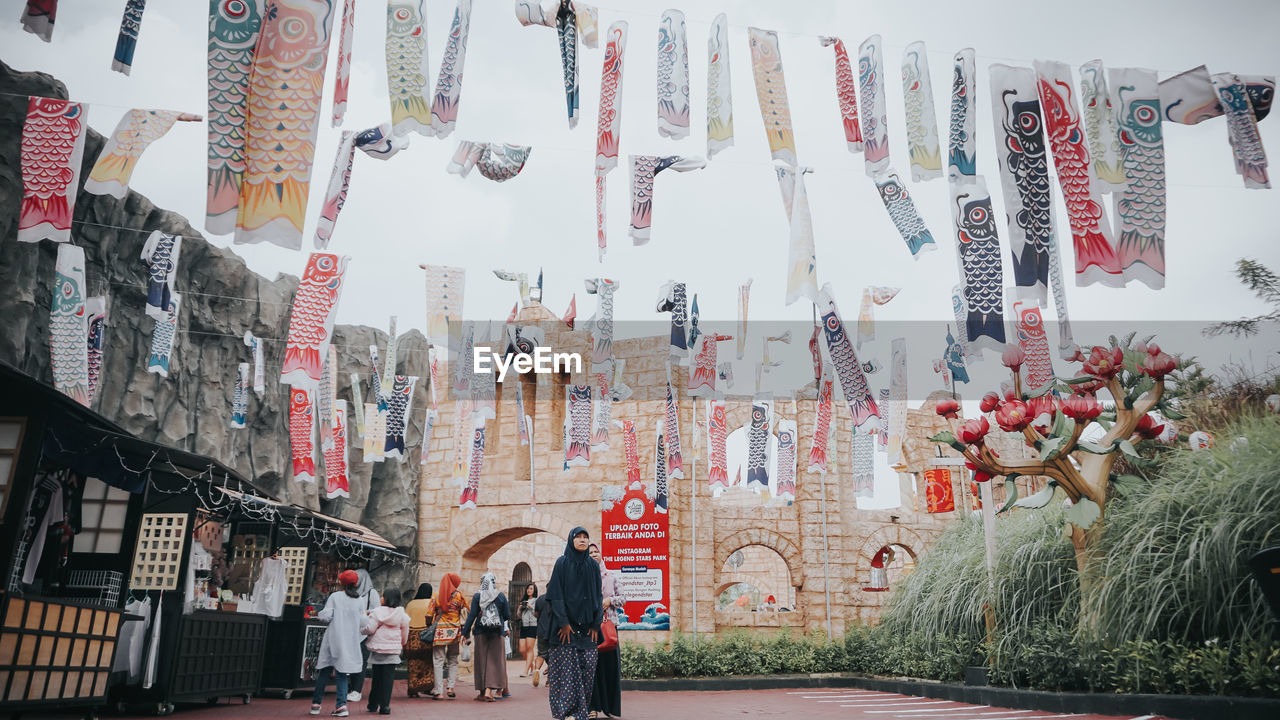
left=714, top=527, right=805, bottom=588
left=857, top=525, right=925, bottom=599
left=445, top=506, right=582, bottom=593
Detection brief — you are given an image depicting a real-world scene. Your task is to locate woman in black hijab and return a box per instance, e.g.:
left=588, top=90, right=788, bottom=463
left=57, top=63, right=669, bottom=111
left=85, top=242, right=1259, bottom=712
left=546, top=527, right=602, bottom=720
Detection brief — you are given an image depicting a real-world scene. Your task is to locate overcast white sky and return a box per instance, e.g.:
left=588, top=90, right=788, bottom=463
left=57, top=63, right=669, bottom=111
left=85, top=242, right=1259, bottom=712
left=6, top=0, right=1280, bottom=508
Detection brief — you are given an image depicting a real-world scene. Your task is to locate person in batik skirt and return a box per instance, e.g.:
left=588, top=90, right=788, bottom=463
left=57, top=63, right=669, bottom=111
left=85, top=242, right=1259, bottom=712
left=403, top=583, right=434, bottom=697
left=547, top=527, right=603, bottom=720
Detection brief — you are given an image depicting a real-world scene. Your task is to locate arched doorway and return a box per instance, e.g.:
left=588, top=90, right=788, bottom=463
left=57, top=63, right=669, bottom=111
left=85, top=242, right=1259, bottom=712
left=716, top=545, right=795, bottom=613
left=863, top=544, right=916, bottom=592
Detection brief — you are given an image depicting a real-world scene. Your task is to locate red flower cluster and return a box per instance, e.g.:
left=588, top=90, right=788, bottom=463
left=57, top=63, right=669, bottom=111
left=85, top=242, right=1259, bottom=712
left=1082, top=346, right=1125, bottom=381
left=935, top=398, right=960, bottom=419
left=959, top=416, right=990, bottom=445
left=1061, top=393, right=1102, bottom=421
left=980, top=391, right=1000, bottom=413
left=1134, top=413, right=1165, bottom=440
left=1141, top=342, right=1176, bottom=379
left=995, top=399, right=1032, bottom=432
left=1002, top=344, right=1026, bottom=371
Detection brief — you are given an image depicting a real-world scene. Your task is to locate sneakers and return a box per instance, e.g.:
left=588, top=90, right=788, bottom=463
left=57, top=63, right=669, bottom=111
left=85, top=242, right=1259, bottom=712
left=331, top=707, right=349, bottom=717
left=347, top=692, right=362, bottom=702
left=310, top=705, right=321, bottom=715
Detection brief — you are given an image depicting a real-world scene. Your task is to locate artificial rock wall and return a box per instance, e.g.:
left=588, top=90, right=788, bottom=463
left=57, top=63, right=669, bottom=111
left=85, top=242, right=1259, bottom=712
left=0, top=61, right=423, bottom=588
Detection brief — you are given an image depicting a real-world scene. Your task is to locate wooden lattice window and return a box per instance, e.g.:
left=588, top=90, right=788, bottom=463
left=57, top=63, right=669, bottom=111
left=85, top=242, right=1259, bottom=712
left=279, top=547, right=309, bottom=605
left=73, top=478, right=131, bottom=554
left=129, top=513, right=188, bottom=590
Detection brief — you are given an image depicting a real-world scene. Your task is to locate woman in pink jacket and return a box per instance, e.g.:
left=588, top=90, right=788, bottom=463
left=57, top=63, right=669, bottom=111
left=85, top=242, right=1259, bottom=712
left=362, top=587, right=411, bottom=715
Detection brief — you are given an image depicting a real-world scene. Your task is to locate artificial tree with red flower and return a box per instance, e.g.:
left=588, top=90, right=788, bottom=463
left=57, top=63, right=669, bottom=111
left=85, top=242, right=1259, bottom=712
left=930, top=334, right=1183, bottom=582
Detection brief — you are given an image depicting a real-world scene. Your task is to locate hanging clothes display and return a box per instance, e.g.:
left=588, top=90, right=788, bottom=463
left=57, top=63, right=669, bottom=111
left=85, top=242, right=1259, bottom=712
left=776, top=166, right=819, bottom=305
left=1079, top=61, right=1127, bottom=192
left=459, top=414, right=486, bottom=509
left=656, top=9, right=690, bottom=139
left=989, top=64, right=1053, bottom=304
left=447, top=141, right=532, bottom=181
left=590, top=370, right=611, bottom=452
left=314, top=131, right=354, bottom=248
left=20, top=0, right=57, bottom=42
left=1110, top=67, right=1168, bottom=288
left=818, top=36, right=861, bottom=152
left=874, top=170, right=935, bottom=256
left=736, top=279, right=751, bottom=360
left=231, top=362, right=249, bottom=429
left=706, top=400, right=729, bottom=491
left=949, top=48, right=977, bottom=181
left=85, top=296, right=107, bottom=405
left=663, top=380, right=684, bottom=479
left=886, top=338, right=908, bottom=468
left=747, top=27, right=797, bottom=166
left=384, top=375, right=418, bottom=461
left=857, top=35, right=890, bottom=176
left=318, top=347, right=335, bottom=450
left=50, top=244, right=89, bottom=405
left=924, top=468, right=955, bottom=513
left=1009, top=294, right=1055, bottom=391
left=951, top=176, right=1006, bottom=354
left=817, top=284, right=880, bottom=430
left=775, top=419, right=797, bottom=502
left=112, top=0, right=146, bottom=73
left=331, top=0, right=354, bottom=126
left=147, top=293, right=180, bottom=378
left=687, top=294, right=702, bottom=351
left=243, top=331, right=265, bottom=394
left=324, top=400, right=350, bottom=499
left=422, top=264, right=465, bottom=347
left=851, top=431, right=875, bottom=498
left=139, top=231, right=181, bottom=321
left=630, top=155, right=706, bottom=245
left=430, top=0, right=474, bottom=137
left=281, top=252, right=349, bottom=386
left=901, top=41, right=942, bottom=181
left=746, top=397, right=771, bottom=490
left=950, top=284, right=972, bottom=360
left=419, top=408, right=438, bottom=466
left=1035, top=59, right=1124, bottom=287
left=655, top=280, right=690, bottom=361
left=86, top=109, right=198, bottom=199
left=113, top=597, right=150, bottom=682
left=706, top=13, right=733, bottom=157
left=689, top=333, right=732, bottom=397
left=565, top=384, right=592, bottom=467
left=289, top=387, right=316, bottom=483
left=595, top=21, right=628, bottom=258
left=807, top=368, right=834, bottom=473
left=1212, top=72, right=1270, bottom=189
left=18, top=97, right=87, bottom=244
left=234, top=0, right=335, bottom=250
left=206, top=0, right=265, bottom=235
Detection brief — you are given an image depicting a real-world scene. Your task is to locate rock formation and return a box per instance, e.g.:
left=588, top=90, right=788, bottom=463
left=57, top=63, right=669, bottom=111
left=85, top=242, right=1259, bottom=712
left=0, top=61, right=424, bottom=588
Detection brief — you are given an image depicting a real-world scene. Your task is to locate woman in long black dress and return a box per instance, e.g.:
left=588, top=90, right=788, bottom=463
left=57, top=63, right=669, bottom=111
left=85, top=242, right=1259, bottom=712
left=588, top=543, right=625, bottom=718
left=546, top=527, right=603, bottom=720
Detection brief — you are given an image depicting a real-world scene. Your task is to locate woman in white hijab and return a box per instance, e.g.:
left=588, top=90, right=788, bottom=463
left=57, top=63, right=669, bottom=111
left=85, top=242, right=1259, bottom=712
left=460, top=571, right=510, bottom=701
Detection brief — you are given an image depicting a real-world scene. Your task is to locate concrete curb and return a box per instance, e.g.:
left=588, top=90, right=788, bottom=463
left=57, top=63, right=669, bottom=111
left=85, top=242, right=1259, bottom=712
left=619, top=673, right=1280, bottom=720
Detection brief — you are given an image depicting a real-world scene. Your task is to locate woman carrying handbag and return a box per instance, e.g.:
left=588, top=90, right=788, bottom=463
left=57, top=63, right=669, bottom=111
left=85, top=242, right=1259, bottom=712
left=588, top=543, right=625, bottom=718
left=428, top=573, right=466, bottom=700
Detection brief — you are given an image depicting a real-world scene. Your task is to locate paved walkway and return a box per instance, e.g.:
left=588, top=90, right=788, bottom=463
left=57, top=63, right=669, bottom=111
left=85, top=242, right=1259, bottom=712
left=24, top=663, right=1168, bottom=720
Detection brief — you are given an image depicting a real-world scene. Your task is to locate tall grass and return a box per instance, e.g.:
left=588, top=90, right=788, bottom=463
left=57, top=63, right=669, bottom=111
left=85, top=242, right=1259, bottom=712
left=1085, top=413, right=1280, bottom=647
left=878, top=501, right=1079, bottom=678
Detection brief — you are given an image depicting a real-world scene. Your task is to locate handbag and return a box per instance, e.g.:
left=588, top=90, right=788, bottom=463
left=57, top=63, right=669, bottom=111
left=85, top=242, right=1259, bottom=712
left=597, top=617, right=618, bottom=652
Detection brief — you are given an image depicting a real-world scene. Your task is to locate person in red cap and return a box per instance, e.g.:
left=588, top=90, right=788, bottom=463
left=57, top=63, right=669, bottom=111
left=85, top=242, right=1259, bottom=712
left=311, top=569, right=368, bottom=717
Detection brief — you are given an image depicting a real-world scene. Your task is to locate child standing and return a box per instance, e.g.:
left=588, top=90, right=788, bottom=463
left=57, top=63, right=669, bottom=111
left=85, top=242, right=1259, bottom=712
left=362, top=587, right=410, bottom=715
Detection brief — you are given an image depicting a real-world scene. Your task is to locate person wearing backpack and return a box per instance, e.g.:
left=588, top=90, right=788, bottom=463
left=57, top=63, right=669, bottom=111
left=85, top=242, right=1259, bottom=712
left=361, top=587, right=410, bottom=715
left=460, top=571, right=510, bottom=702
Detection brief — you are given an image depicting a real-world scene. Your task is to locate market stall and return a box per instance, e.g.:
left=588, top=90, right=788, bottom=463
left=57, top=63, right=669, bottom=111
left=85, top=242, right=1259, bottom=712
left=0, top=363, right=152, bottom=719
